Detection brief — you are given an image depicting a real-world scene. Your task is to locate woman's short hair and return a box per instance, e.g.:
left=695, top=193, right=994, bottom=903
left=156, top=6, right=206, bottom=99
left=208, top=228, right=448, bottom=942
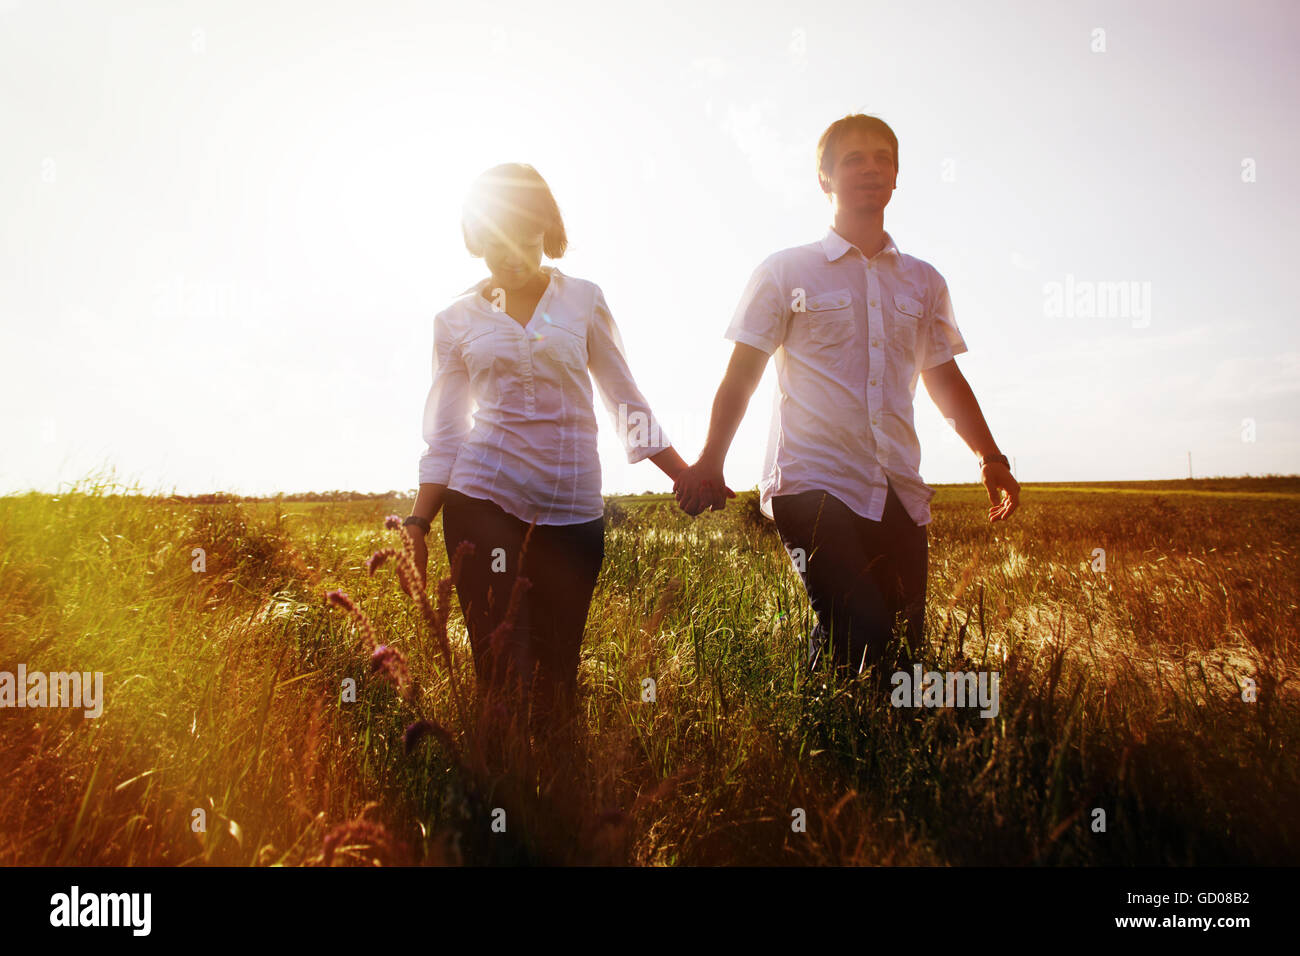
left=816, top=114, right=899, bottom=190
left=461, top=163, right=568, bottom=259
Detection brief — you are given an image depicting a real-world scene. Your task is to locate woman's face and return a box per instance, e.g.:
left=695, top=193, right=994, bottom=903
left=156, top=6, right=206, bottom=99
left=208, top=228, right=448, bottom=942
left=480, top=228, right=546, bottom=292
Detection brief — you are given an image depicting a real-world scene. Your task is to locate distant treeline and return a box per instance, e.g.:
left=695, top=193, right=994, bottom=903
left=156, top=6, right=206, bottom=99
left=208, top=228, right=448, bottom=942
left=131, top=474, right=1300, bottom=505
left=159, top=490, right=416, bottom=504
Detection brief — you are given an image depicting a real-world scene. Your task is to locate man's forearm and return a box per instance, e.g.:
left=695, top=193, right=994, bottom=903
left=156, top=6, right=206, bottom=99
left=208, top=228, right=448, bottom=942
left=930, top=375, right=1001, bottom=461
left=699, top=377, right=754, bottom=469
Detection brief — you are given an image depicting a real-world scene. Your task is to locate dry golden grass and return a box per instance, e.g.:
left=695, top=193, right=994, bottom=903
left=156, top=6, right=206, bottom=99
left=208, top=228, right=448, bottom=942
left=1, top=476, right=1296, bottom=864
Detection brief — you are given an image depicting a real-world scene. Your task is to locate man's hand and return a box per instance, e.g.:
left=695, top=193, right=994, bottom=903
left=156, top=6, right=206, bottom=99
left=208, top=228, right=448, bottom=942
left=982, top=462, right=1020, bottom=522
left=674, top=459, right=736, bottom=516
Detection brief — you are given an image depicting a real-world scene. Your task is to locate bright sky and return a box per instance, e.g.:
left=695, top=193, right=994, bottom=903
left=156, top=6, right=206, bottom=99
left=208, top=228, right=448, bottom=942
left=3, top=0, right=1297, bottom=498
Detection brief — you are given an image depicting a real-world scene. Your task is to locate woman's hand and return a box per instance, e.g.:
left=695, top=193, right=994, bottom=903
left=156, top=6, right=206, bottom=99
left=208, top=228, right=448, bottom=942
left=409, top=530, right=430, bottom=592
left=404, top=486, right=445, bottom=594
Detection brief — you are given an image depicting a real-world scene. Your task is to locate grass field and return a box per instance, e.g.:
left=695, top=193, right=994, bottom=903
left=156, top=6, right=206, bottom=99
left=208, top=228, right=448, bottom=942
left=1, top=475, right=1297, bottom=865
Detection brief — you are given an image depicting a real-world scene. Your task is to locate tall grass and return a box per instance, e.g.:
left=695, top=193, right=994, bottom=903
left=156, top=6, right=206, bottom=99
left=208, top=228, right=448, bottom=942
left=1, top=476, right=1296, bottom=864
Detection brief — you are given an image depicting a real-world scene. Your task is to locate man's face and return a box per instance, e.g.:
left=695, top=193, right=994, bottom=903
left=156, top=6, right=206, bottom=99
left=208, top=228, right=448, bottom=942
left=823, top=128, right=897, bottom=212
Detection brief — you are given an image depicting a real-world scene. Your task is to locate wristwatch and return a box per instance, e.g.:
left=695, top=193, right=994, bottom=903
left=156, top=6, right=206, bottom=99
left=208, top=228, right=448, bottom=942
left=403, top=515, right=431, bottom=535
left=979, top=454, right=1010, bottom=470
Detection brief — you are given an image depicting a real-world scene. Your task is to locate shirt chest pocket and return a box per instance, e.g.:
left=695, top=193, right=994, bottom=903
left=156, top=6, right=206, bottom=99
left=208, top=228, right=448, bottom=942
left=460, top=326, right=502, bottom=380
left=534, top=318, right=587, bottom=372
left=803, top=289, right=854, bottom=347
left=892, top=293, right=924, bottom=351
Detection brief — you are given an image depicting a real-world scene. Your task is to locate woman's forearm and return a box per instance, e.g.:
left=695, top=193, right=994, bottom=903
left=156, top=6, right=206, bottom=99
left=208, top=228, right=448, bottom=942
left=413, top=482, right=448, bottom=523
left=650, top=447, right=689, bottom=483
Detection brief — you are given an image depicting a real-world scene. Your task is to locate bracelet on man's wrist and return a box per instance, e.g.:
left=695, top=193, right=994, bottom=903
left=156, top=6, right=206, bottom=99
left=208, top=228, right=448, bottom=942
left=979, top=454, right=1010, bottom=470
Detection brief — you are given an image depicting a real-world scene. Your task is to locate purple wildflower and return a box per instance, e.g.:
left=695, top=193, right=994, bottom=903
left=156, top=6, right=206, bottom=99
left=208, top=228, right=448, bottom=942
left=325, top=589, right=355, bottom=612
left=370, top=644, right=413, bottom=700
left=322, top=818, right=409, bottom=867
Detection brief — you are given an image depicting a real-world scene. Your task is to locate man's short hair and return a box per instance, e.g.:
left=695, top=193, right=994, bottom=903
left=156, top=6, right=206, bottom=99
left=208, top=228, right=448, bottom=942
left=462, top=163, right=568, bottom=259
left=816, top=114, right=899, bottom=191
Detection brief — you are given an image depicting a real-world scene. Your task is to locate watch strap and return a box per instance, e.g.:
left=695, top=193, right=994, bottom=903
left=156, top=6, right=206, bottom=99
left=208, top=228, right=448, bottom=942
left=403, top=515, right=431, bottom=535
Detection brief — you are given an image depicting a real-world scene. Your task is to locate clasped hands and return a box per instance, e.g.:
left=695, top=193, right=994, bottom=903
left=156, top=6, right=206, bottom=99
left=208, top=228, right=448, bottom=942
left=673, top=459, right=737, bottom=517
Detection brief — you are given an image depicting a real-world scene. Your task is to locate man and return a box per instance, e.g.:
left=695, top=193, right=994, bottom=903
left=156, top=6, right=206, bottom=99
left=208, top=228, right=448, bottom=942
left=674, top=113, right=1020, bottom=693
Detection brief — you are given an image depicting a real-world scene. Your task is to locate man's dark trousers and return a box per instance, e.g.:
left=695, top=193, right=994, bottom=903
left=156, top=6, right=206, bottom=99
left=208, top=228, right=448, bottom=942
left=772, top=480, right=927, bottom=691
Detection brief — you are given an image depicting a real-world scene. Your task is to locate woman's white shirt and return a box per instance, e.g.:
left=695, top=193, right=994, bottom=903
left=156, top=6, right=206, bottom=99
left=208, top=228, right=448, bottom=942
left=419, top=266, right=671, bottom=525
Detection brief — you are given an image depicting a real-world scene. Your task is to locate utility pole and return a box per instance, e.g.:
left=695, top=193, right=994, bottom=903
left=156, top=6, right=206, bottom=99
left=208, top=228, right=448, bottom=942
left=1187, top=451, right=1192, bottom=479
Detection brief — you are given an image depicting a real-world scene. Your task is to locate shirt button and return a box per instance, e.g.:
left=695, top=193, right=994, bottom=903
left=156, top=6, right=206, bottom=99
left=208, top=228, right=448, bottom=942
left=871, top=339, right=879, bottom=347
left=870, top=300, right=878, bottom=308
left=869, top=378, right=877, bottom=386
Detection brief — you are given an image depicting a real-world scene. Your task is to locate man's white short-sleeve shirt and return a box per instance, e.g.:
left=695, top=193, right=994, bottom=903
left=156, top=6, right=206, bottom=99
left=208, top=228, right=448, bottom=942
left=725, top=227, right=967, bottom=526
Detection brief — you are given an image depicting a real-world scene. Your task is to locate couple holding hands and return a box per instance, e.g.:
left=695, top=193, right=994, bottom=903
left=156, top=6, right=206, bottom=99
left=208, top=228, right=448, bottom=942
left=404, top=113, right=1020, bottom=739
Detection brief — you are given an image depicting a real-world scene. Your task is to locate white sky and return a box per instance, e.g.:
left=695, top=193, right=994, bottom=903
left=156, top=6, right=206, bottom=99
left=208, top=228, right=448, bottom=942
left=2, top=0, right=1297, bottom=497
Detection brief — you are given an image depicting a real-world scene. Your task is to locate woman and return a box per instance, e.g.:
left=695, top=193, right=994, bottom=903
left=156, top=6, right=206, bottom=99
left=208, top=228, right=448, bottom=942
left=405, top=163, right=702, bottom=741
